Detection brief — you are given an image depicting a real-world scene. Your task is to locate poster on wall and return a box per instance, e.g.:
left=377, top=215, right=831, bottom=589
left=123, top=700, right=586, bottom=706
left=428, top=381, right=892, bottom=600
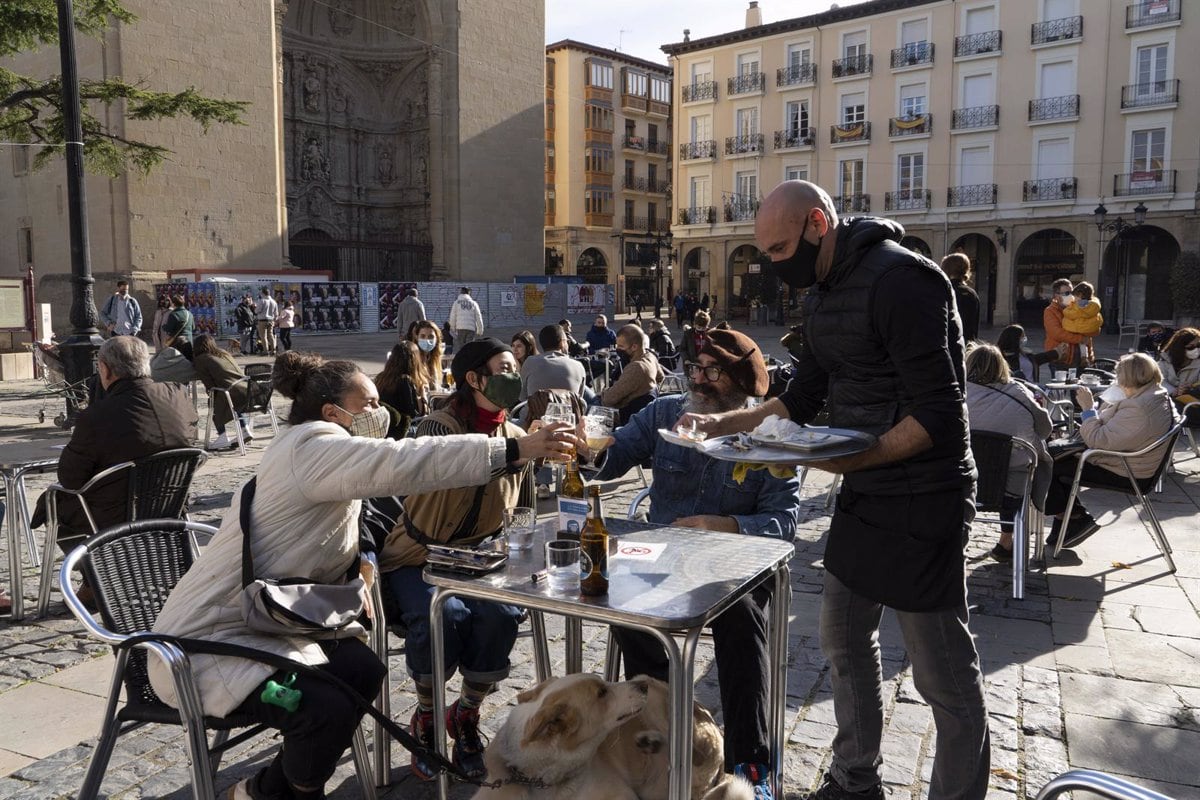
left=301, top=282, right=361, bottom=332
left=500, top=288, right=519, bottom=307
left=377, top=282, right=416, bottom=330
left=523, top=285, right=545, bottom=316
left=217, top=282, right=260, bottom=337
left=566, top=284, right=605, bottom=314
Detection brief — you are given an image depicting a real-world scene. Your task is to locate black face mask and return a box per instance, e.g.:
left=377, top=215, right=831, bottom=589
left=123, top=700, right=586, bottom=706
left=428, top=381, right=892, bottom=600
left=615, top=348, right=632, bottom=367
left=774, top=218, right=822, bottom=289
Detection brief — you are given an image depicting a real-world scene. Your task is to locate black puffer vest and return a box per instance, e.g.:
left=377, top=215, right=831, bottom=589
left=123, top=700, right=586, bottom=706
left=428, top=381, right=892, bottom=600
left=804, top=217, right=974, bottom=496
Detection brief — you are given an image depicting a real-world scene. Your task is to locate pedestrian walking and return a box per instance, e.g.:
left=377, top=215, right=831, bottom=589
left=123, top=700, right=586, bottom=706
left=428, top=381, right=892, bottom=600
left=395, top=287, right=426, bottom=341
left=277, top=300, right=296, bottom=351
left=235, top=295, right=256, bottom=355
left=256, top=288, right=279, bottom=356
left=98, top=280, right=142, bottom=337
left=448, top=286, right=483, bottom=349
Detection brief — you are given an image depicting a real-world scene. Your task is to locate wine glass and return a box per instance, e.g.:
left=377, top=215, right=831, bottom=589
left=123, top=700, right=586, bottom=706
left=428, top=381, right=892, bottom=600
left=541, top=404, right=576, bottom=461
left=584, top=407, right=617, bottom=453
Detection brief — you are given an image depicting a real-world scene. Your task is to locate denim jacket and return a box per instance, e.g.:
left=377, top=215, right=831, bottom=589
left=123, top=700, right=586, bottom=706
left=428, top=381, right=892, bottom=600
left=594, top=394, right=799, bottom=540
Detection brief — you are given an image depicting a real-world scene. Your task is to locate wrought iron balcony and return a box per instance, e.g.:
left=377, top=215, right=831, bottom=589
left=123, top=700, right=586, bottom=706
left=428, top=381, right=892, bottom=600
left=725, top=134, right=765, bottom=155
left=885, top=190, right=931, bottom=211
left=679, top=206, right=717, bottom=225
left=774, top=128, right=816, bottom=149
left=889, top=113, right=932, bottom=137
left=623, top=215, right=669, bottom=233
left=831, top=54, right=873, bottom=78
left=947, top=184, right=997, bottom=207
left=830, top=121, right=871, bottom=144
left=622, top=175, right=648, bottom=192
left=951, top=105, right=999, bottom=129
left=1031, top=15, right=1082, bottom=45
left=954, top=30, right=1001, bottom=57
left=622, top=134, right=646, bottom=151
left=1029, top=94, right=1079, bottom=121
left=728, top=72, right=766, bottom=95
left=1126, top=0, right=1181, bottom=28
left=724, top=195, right=760, bottom=222
left=833, top=194, right=871, bottom=214
left=681, top=81, right=718, bottom=103
left=649, top=179, right=670, bottom=194
left=1022, top=177, right=1077, bottom=202
left=777, top=63, right=817, bottom=87
left=890, top=42, right=934, bottom=68
left=1121, top=79, right=1180, bottom=108
left=679, top=140, right=717, bottom=160
left=645, top=140, right=670, bottom=156
left=1113, top=169, right=1176, bottom=196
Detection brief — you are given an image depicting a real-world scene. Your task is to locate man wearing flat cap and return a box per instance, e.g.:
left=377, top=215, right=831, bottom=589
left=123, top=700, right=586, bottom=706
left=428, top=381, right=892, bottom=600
left=579, top=327, right=800, bottom=799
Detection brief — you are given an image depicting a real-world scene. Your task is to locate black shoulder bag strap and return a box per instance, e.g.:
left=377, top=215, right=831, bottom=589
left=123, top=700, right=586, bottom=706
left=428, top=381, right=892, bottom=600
left=240, top=477, right=358, bottom=588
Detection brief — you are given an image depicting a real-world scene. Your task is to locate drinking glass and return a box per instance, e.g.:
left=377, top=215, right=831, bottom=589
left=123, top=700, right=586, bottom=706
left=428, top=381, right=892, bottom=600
left=545, top=540, right=581, bottom=594
left=541, top=405, right=576, bottom=460
left=504, top=506, right=536, bottom=551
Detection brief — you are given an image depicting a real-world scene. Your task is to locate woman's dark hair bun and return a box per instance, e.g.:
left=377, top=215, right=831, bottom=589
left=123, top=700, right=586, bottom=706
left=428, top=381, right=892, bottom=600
left=272, top=351, right=324, bottom=399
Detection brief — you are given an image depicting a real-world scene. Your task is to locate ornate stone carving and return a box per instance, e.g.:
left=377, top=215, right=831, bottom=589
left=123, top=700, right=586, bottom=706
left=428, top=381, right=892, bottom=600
left=411, top=139, right=428, bottom=188
left=301, top=135, right=329, bottom=182
left=391, top=1, right=418, bottom=35
left=302, top=66, right=322, bottom=112
left=375, top=143, right=395, bottom=186
left=328, top=0, right=354, bottom=36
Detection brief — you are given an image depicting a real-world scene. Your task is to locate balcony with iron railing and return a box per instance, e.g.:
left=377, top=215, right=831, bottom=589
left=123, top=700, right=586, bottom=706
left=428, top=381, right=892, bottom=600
left=645, top=140, right=670, bottom=156
left=951, top=105, right=999, bottom=130
left=954, top=30, right=1002, bottom=57
left=774, top=128, right=816, bottom=150
left=681, top=80, right=718, bottom=103
left=1029, top=94, right=1080, bottom=121
left=725, top=134, right=765, bottom=156
left=1113, top=169, right=1176, bottom=196
left=889, top=113, right=932, bottom=138
left=1023, top=177, right=1077, bottom=202
left=777, top=62, right=817, bottom=87
left=724, top=195, right=760, bottom=222
left=830, top=121, right=871, bottom=144
left=679, top=140, right=717, bottom=160
left=832, top=53, right=873, bottom=78
left=884, top=189, right=932, bottom=212
left=947, top=184, right=997, bottom=207
left=1121, top=79, right=1180, bottom=109
left=679, top=206, right=717, bottom=225
left=622, top=175, right=648, bottom=192
left=891, top=42, right=934, bottom=69
left=1031, top=15, right=1083, bottom=45
left=833, top=194, right=871, bottom=214
left=728, top=72, right=766, bottom=95
left=648, top=179, right=670, bottom=194
left=623, top=215, right=669, bottom=233
left=622, top=134, right=646, bottom=152
left=1126, top=0, right=1181, bottom=29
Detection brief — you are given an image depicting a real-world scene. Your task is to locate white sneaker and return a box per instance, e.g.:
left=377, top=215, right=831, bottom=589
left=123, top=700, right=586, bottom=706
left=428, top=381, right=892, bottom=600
left=227, top=777, right=257, bottom=799
left=242, top=418, right=256, bottom=440
left=208, top=433, right=234, bottom=451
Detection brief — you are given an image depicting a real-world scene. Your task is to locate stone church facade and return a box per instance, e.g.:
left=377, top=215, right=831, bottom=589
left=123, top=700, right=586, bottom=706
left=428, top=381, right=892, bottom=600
left=0, top=0, right=544, bottom=296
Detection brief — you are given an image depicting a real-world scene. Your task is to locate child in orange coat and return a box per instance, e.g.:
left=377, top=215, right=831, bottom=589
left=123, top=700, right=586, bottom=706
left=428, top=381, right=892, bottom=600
left=1062, top=281, right=1104, bottom=365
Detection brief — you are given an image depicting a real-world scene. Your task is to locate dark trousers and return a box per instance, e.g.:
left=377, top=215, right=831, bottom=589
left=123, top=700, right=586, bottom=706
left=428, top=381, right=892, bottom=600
left=614, top=586, right=771, bottom=767
left=236, top=638, right=386, bottom=790
left=278, top=328, right=292, bottom=351
left=1043, top=456, right=1132, bottom=517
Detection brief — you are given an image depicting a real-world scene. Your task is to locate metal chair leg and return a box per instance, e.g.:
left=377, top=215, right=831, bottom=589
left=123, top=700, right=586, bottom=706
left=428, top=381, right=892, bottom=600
left=1128, top=479, right=1177, bottom=572
left=78, top=650, right=131, bottom=799
left=226, top=394, right=247, bottom=457
left=37, top=502, right=62, bottom=617
left=529, top=610, right=552, bottom=683
left=603, top=631, right=622, bottom=682
left=824, top=474, right=841, bottom=510
left=351, top=725, right=378, bottom=800
left=208, top=730, right=229, bottom=776
left=1012, top=498, right=1027, bottom=600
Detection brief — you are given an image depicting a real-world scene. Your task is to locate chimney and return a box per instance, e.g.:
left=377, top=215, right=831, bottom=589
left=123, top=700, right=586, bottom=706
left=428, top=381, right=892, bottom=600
left=746, top=1, right=762, bottom=28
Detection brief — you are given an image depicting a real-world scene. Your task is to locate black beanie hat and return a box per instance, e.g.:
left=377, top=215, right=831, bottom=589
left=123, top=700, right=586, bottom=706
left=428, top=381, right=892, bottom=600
left=451, top=337, right=511, bottom=385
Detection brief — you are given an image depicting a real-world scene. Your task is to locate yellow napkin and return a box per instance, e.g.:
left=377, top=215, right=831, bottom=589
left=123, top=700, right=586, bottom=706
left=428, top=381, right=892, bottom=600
left=732, top=462, right=797, bottom=484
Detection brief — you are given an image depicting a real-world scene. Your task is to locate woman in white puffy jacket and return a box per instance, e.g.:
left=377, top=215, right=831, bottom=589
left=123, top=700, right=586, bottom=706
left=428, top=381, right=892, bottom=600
left=150, top=351, right=575, bottom=800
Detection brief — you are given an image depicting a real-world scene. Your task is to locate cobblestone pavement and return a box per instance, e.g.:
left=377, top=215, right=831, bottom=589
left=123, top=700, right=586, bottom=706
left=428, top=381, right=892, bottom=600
left=1, top=326, right=1198, bottom=799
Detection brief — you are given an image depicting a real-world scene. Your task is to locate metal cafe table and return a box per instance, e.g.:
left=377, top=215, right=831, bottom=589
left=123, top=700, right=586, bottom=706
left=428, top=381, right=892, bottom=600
left=425, top=518, right=795, bottom=800
left=1, top=439, right=65, bottom=620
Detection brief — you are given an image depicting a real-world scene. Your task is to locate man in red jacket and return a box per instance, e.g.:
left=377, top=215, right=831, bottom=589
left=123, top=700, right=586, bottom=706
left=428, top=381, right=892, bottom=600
left=1043, top=278, right=1085, bottom=368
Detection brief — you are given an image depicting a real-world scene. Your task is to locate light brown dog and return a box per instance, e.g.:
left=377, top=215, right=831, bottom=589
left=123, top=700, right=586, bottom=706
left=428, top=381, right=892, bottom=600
left=470, top=673, right=752, bottom=800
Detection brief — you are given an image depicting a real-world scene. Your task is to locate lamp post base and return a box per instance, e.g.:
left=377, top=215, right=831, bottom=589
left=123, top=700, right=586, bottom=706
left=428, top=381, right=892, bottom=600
left=59, top=332, right=102, bottom=426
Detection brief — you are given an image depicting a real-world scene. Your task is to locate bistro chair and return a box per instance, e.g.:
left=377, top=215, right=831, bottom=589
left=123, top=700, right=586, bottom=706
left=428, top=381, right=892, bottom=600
left=1035, top=769, right=1173, bottom=800
left=969, top=431, right=1041, bottom=600
left=1179, top=401, right=1199, bottom=460
left=60, top=519, right=378, bottom=800
left=38, top=447, right=207, bottom=617
left=1052, top=419, right=1184, bottom=572
left=203, top=366, right=279, bottom=456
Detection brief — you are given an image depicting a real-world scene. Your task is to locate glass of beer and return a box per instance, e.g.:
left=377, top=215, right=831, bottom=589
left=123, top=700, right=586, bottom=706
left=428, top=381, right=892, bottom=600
left=542, top=403, right=576, bottom=460
left=584, top=408, right=616, bottom=453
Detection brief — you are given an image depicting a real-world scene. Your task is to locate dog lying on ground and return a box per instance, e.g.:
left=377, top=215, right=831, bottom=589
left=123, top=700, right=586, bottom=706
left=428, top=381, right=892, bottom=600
left=471, top=673, right=753, bottom=800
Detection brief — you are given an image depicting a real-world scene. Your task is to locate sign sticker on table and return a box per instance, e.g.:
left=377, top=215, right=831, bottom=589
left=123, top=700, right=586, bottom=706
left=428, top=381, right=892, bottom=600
left=613, top=541, right=667, bottom=562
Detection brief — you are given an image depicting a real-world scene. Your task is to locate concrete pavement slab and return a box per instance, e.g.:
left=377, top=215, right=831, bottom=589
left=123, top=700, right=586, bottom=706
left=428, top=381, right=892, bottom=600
left=1060, top=673, right=1200, bottom=731
left=0, top=683, right=107, bottom=762
left=1063, top=714, right=1200, bottom=788
left=40, top=654, right=117, bottom=699
left=1106, top=628, right=1200, bottom=686
left=0, top=751, right=33, bottom=780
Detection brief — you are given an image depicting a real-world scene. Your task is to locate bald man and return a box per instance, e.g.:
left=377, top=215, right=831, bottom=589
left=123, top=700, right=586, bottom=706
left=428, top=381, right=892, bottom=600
left=681, top=181, right=988, bottom=800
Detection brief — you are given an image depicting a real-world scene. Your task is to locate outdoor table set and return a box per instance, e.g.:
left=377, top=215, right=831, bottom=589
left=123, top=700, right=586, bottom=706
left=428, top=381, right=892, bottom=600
left=1, top=438, right=66, bottom=620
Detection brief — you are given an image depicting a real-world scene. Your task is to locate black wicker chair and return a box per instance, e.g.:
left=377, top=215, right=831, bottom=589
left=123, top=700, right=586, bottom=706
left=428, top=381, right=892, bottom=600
left=204, top=365, right=280, bottom=456
left=38, top=448, right=208, bottom=617
left=970, top=430, right=1041, bottom=599
left=61, top=519, right=377, bottom=799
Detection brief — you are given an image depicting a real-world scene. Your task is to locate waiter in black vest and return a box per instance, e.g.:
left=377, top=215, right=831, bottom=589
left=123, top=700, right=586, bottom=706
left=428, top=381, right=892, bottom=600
left=680, top=180, right=988, bottom=800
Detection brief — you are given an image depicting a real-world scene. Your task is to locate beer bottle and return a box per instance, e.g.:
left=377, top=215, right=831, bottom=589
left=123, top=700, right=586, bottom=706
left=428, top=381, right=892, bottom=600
left=580, top=485, right=609, bottom=596
left=557, top=458, right=588, bottom=539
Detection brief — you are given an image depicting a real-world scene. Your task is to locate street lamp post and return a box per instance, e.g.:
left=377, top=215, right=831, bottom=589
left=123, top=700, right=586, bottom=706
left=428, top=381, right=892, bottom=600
left=1094, top=202, right=1148, bottom=331
left=56, top=0, right=102, bottom=422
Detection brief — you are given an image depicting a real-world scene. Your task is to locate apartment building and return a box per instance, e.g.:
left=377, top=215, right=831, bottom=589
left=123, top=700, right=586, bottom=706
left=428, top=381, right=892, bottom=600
left=545, top=41, right=674, bottom=304
left=663, top=0, right=1199, bottom=329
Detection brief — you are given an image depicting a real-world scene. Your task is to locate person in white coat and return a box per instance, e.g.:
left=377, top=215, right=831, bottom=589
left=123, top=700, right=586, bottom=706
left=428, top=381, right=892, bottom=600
left=150, top=351, right=576, bottom=800
left=448, top=286, right=484, bottom=348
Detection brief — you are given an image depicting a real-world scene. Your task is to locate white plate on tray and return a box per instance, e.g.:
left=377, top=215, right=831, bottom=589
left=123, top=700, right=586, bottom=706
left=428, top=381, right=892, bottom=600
left=750, top=430, right=846, bottom=452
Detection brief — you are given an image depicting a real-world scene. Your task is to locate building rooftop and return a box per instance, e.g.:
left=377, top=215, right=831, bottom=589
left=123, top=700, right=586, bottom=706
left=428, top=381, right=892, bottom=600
left=546, top=39, right=672, bottom=75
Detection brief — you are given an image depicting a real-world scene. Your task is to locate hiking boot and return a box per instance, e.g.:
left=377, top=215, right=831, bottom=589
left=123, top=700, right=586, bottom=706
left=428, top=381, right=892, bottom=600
left=802, top=772, right=884, bottom=800
left=409, top=709, right=438, bottom=781
left=989, top=542, right=1013, bottom=563
left=733, top=762, right=774, bottom=800
left=445, top=700, right=488, bottom=780
left=1062, top=513, right=1100, bottom=549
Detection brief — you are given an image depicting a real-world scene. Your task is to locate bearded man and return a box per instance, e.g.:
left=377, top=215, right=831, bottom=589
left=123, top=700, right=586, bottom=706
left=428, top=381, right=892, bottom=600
left=579, top=327, right=799, bottom=800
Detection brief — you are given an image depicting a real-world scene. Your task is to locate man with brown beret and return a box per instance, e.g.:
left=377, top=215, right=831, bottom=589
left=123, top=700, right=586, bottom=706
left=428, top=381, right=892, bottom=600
left=579, top=327, right=799, bottom=800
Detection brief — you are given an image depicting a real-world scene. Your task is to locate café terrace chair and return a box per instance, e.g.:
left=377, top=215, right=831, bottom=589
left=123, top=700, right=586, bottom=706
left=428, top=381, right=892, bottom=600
left=1052, top=418, right=1185, bottom=572
left=1180, top=402, right=1200, bottom=461
left=38, top=447, right=208, bottom=617
left=1034, top=768, right=1174, bottom=800
left=203, top=365, right=280, bottom=456
left=969, top=430, right=1041, bottom=600
left=60, top=519, right=378, bottom=800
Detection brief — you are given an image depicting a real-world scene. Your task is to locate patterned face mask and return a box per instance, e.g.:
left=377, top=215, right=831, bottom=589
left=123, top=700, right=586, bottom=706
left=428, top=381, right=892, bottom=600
left=334, top=404, right=390, bottom=439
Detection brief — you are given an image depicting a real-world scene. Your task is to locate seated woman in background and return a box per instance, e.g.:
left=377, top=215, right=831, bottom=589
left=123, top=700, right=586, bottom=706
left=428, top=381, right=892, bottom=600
left=511, top=329, right=538, bottom=368
left=1158, top=327, right=1200, bottom=411
left=150, top=351, right=574, bottom=800
left=191, top=334, right=252, bottom=450
left=409, top=320, right=444, bottom=393
left=377, top=339, right=531, bottom=782
left=964, top=344, right=1053, bottom=562
left=375, top=341, right=428, bottom=438
left=1045, top=353, right=1176, bottom=550
left=996, top=324, right=1065, bottom=383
